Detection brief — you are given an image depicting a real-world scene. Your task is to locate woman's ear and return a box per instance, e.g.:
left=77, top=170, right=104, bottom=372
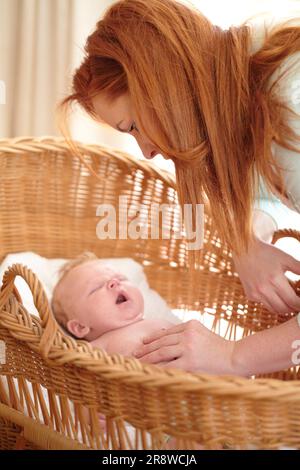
left=67, top=319, right=90, bottom=338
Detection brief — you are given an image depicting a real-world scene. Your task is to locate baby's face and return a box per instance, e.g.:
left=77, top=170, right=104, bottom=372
left=55, top=261, right=144, bottom=340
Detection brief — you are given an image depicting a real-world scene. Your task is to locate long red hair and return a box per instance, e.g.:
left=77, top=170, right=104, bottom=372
left=57, top=0, right=300, bottom=259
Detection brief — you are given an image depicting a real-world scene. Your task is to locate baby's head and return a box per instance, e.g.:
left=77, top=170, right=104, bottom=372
left=51, top=252, right=144, bottom=341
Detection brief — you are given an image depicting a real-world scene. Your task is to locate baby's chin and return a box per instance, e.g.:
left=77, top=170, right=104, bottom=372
left=122, top=305, right=144, bottom=322
left=117, top=291, right=144, bottom=319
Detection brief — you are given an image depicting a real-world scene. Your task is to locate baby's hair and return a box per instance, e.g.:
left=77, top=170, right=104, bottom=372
left=51, top=251, right=99, bottom=338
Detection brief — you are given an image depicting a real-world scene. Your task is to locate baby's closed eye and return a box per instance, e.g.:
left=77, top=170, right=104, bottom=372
left=88, top=282, right=105, bottom=295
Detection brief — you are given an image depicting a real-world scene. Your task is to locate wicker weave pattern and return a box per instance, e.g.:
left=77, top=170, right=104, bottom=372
left=0, top=137, right=300, bottom=450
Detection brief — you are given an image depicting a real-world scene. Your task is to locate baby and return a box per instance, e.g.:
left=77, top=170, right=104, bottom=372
left=51, top=252, right=210, bottom=450
left=51, top=252, right=175, bottom=357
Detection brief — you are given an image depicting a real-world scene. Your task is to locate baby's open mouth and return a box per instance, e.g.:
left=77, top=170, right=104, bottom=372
left=116, top=292, right=128, bottom=304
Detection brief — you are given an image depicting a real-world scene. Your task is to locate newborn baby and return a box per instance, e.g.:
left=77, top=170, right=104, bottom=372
left=51, top=252, right=209, bottom=450
left=51, top=252, right=175, bottom=357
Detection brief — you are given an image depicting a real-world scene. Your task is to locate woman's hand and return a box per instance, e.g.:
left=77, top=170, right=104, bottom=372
left=133, top=320, right=236, bottom=374
left=232, top=236, right=300, bottom=314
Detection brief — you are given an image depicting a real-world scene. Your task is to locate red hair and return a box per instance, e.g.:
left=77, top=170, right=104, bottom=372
left=56, top=0, right=300, bottom=260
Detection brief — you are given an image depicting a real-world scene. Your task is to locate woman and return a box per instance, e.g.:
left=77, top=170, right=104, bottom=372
left=58, top=0, right=300, bottom=376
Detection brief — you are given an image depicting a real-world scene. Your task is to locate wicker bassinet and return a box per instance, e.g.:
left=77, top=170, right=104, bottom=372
left=0, top=136, right=300, bottom=450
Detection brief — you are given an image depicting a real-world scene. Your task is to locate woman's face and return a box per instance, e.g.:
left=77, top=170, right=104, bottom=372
left=91, top=92, right=161, bottom=160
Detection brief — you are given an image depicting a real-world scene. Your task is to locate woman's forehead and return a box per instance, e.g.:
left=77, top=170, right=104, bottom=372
left=91, top=92, right=132, bottom=129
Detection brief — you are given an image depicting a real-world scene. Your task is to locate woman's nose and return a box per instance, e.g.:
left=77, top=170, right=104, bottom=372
left=145, top=150, right=159, bottom=160
left=135, top=137, right=159, bottom=160
left=140, top=149, right=159, bottom=160
left=143, top=150, right=158, bottom=160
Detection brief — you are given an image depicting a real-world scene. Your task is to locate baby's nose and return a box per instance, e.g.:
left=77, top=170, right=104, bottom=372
left=107, top=278, right=120, bottom=289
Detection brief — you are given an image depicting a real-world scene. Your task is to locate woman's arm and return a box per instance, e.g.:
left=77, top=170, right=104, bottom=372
left=232, top=314, right=300, bottom=376
left=134, top=315, right=300, bottom=377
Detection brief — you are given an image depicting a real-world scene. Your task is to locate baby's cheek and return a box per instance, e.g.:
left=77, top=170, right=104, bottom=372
left=140, top=293, right=144, bottom=312
left=134, top=289, right=144, bottom=313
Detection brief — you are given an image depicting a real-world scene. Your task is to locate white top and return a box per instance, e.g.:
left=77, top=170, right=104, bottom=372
left=249, top=16, right=300, bottom=229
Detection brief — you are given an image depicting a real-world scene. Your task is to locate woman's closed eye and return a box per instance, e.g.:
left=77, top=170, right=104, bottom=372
left=117, top=122, right=139, bottom=135
left=131, top=123, right=139, bottom=132
left=128, top=122, right=139, bottom=133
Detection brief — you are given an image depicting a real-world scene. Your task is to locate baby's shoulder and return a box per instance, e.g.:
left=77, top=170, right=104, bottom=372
left=142, top=317, right=175, bottom=331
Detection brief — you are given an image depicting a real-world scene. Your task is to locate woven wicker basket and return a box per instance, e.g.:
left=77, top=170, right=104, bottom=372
left=0, top=136, right=300, bottom=450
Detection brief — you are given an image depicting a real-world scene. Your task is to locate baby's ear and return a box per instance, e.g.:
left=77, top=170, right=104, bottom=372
left=67, top=319, right=90, bottom=338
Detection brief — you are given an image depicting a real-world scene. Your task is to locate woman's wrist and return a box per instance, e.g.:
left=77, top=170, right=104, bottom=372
left=219, top=339, right=249, bottom=377
left=229, top=316, right=300, bottom=377
left=230, top=340, right=252, bottom=377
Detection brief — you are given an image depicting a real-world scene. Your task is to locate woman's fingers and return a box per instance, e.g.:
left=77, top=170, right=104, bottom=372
left=157, top=357, right=195, bottom=372
left=233, top=239, right=300, bottom=315
left=272, top=277, right=300, bottom=312
left=259, top=275, right=300, bottom=314
left=261, top=289, right=292, bottom=314
left=136, top=344, right=183, bottom=364
left=258, top=297, right=276, bottom=314
left=135, top=333, right=180, bottom=358
left=283, top=253, right=300, bottom=276
left=142, top=323, right=187, bottom=345
left=157, top=358, right=183, bottom=369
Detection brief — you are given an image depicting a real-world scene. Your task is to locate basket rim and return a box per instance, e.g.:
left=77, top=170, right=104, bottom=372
left=0, top=136, right=177, bottom=189
left=2, top=294, right=300, bottom=401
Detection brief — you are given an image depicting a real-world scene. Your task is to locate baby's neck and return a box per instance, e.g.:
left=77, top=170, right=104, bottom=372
left=91, top=317, right=145, bottom=343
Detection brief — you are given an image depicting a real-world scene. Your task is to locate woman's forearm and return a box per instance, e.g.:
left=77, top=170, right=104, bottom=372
left=231, top=315, right=300, bottom=376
